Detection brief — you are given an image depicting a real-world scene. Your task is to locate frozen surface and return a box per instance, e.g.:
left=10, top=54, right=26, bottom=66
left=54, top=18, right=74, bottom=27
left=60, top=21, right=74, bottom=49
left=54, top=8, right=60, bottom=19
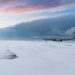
left=0, top=40, right=75, bottom=75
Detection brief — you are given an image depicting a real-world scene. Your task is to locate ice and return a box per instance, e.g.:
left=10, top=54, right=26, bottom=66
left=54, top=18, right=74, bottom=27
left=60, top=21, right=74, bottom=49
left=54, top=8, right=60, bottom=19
left=0, top=40, right=74, bottom=75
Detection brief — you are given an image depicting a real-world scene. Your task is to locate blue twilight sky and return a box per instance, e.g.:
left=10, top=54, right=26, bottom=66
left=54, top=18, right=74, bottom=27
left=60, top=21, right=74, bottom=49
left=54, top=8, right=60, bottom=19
left=0, top=0, right=75, bottom=28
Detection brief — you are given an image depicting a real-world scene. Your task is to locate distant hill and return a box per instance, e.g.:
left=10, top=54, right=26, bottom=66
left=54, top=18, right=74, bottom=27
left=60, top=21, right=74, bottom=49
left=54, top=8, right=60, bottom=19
left=0, top=13, right=75, bottom=40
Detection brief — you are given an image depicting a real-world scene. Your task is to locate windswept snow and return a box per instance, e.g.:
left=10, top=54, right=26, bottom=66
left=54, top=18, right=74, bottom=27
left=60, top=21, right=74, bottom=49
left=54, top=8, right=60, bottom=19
left=0, top=40, right=75, bottom=75
left=0, top=50, right=17, bottom=59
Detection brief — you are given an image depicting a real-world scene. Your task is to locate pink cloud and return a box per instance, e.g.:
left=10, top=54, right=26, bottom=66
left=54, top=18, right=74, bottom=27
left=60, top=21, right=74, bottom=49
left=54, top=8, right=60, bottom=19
left=0, top=0, right=75, bottom=14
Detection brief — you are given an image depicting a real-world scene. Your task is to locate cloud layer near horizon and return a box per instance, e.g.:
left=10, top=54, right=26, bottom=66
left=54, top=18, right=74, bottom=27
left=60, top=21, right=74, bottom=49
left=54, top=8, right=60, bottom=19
left=0, top=0, right=75, bottom=14
left=0, top=13, right=75, bottom=39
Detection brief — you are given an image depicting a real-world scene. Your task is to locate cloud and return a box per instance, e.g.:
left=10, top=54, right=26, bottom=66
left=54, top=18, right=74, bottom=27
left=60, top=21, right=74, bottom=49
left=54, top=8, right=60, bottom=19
left=65, top=27, right=75, bottom=36
left=0, top=13, right=75, bottom=39
left=0, top=0, right=75, bottom=14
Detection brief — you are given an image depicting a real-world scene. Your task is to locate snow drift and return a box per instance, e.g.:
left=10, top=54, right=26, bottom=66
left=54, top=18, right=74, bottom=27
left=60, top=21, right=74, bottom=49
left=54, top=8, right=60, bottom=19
left=0, top=41, right=75, bottom=75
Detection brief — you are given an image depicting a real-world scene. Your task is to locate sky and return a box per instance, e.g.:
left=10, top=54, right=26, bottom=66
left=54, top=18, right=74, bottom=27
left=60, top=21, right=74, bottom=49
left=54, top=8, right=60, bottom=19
left=0, top=0, right=75, bottom=28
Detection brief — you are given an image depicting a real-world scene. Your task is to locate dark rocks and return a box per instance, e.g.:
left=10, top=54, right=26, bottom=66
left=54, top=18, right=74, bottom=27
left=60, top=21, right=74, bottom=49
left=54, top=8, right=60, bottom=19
left=0, top=50, right=18, bottom=59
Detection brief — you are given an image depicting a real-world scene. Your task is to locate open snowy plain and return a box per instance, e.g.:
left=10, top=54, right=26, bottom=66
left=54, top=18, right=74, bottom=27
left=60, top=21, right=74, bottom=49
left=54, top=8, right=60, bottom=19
left=0, top=40, right=75, bottom=75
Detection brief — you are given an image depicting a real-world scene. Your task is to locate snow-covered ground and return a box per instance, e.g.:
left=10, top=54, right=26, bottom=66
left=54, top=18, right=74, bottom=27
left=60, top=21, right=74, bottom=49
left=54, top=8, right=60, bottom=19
left=0, top=40, right=75, bottom=75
